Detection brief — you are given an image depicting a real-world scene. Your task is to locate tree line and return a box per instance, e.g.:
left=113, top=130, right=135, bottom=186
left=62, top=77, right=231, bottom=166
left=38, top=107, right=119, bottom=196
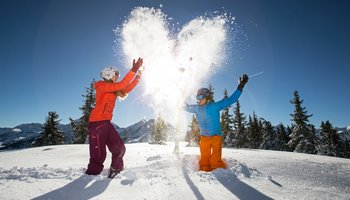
left=33, top=80, right=350, bottom=159
left=32, top=80, right=95, bottom=147
left=186, top=86, right=350, bottom=159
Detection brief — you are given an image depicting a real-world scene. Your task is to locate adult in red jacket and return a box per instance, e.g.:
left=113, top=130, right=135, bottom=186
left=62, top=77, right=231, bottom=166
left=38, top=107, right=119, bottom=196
left=86, top=58, right=143, bottom=178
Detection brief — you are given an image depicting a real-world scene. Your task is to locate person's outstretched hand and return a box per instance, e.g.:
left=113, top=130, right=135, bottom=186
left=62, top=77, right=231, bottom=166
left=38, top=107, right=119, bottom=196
left=131, top=57, right=143, bottom=72
left=136, top=70, right=142, bottom=79
left=237, top=74, right=249, bottom=91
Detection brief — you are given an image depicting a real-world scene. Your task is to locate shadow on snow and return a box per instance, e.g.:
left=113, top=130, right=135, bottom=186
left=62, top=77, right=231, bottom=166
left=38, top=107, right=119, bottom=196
left=32, top=175, right=111, bottom=200
left=182, top=154, right=273, bottom=200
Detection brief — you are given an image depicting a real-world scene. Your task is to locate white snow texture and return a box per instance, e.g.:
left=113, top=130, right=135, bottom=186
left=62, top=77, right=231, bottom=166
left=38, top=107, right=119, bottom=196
left=0, top=142, right=349, bottom=200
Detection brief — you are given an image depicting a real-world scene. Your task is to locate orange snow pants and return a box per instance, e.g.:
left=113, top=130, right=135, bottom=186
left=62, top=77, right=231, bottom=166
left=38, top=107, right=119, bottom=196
left=199, top=135, right=226, bottom=172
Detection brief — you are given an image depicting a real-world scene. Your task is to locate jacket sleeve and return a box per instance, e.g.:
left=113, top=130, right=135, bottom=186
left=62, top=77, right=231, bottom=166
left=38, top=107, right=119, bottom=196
left=122, top=76, right=140, bottom=93
left=98, top=71, right=136, bottom=93
left=216, top=89, right=242, bottom=110
left=184, top=103, right=197, bottom=113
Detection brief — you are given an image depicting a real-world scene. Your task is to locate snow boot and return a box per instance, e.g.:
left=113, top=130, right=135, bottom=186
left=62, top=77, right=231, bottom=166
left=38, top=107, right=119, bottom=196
left=108, top=166, right=121, bottom=178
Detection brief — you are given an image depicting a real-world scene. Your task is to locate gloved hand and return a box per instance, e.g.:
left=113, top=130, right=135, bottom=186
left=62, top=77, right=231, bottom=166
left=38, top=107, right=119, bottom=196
left=237, top=74, right=249, bottom=91
left=115, top=90, right=128, bottom=101
left=136, top=70, right=142, bottom=79
left=131, top=57, right=143, bottom=72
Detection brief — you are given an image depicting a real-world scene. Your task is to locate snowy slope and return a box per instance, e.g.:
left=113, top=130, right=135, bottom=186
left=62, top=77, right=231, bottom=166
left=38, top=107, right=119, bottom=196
left=0, top=143, right=349, bottom=200
left=0, top=123, right=74, bottom=149
left=0, top=123, right=43, bottom=145
left=119, top=119, right=154, bottom=143
left=338, top=126, right=350, bottom=141
left=119, top=119, right=177, bottom=143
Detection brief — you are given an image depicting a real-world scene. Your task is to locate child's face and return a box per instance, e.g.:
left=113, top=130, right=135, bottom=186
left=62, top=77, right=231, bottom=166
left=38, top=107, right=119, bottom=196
left=111, top=75, right=119, bottom=83
left=197, top=98, right=207, bottom=106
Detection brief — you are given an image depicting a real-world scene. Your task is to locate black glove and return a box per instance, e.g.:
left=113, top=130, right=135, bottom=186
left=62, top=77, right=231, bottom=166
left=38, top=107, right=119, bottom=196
left=131, top=57, right=143, bottom=72
left=237, top=74, right=249, bottom=91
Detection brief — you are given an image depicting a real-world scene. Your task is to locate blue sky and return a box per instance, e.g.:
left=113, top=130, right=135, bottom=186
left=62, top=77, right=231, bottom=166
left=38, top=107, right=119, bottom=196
left=1, top=0, right=349, bottom=128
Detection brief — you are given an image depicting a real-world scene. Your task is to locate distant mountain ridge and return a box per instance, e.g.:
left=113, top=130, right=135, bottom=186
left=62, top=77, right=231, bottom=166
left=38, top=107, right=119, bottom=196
left=0, top=119, right=177, bottom=150
left=0, top=123, right=74, bottom=150
left=1, top=121, right=348, bottom=150
left=118, top=119, right=176, bottom=143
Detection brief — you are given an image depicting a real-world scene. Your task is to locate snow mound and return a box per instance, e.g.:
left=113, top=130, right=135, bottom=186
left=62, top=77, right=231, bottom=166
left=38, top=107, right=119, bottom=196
left=229, top=161, right=263, bottom=178
left=123, top=170, right=137, bottom=181
left=0, top=165, right=84, bottom=182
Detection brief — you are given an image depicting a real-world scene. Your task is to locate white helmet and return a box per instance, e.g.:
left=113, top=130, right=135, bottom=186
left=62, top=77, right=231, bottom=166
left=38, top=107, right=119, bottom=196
left=100, top=66, right=119, bottom=80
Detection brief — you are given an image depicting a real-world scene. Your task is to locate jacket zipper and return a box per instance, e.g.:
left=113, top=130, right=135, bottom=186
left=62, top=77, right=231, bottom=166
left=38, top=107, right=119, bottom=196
left=201, top=107, right=208, bottom=135
left=102, top=103, right=107, bottom=114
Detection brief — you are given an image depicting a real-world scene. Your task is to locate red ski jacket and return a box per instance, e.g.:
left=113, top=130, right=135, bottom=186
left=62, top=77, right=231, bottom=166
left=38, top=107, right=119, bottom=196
left=89, top=70, right=139, bottom=122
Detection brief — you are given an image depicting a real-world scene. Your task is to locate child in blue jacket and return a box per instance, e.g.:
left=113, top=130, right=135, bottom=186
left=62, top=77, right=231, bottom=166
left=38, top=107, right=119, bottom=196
left=185, top=74, right=248, bottom=171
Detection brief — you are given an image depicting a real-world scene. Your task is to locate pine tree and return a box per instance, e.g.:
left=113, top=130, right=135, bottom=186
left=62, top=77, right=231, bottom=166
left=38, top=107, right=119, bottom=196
left=275, top=123, right=289, bottom=151
left=318, top=120, right=341, bottom=157
left=34, top=111, right=65, bottom=146
left=307, top=124, right=318, bottom=154
left=343, top=139, right=350, bottom=158
left=186, top=115, right=200, bottom=146
left=288, top=91, right=317, bottom=154
left=230, top=100, right=247, bottom=148
left=150, top=115, right=167, bottom=145
left=246, top=112, right=263, bottom=149
left=260, top=119, right=275, bottom=150
left=220, top=89, right=234, bottom=147
left=70, top=79, right=96, bottom=144
left=286, top=125, right=293, bottom=151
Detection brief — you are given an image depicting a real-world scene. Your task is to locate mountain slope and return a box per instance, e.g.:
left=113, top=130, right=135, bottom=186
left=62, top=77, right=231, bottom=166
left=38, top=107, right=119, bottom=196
left=119, top=119, right=176, bottom=143
left=0, top=123, right=73, bottom=149
left=0, top=119, right=177, bottom=149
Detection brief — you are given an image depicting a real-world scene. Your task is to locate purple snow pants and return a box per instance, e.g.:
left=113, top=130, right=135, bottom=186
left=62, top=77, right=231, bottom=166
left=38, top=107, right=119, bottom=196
left=85, top=120, right=125, bottom=175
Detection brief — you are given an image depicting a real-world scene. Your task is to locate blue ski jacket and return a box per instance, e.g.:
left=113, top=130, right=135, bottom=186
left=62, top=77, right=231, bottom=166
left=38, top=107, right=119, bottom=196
left=184, top=89, right=242, bottom=137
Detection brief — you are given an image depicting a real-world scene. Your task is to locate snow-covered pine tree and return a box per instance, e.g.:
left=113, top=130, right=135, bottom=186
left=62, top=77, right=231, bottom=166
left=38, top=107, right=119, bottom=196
left=309, top=124, right=319, bottom=153
left=260, top=119, right=275, bottom=150
left=220, top=89, right=234, bottom=147
left=318, top=120, right=341, bottom=157
left=150, top=115, right=167, bottom=145
left=231, top=100, right=247, bottom=148
left=186, top=114, right=200, bottom=146
left=34, top=111, right=65, bottom=146
left=343, top=139, right=350, bottom=158
left=246, top=112, right=263, bottom=149
left=70, top=79, right=95, bottom=144
left=286, top=125, right=293, bottom=151
left=288, top=91, right=317, bottom=154
left=275, top=123, right=289, bottom=151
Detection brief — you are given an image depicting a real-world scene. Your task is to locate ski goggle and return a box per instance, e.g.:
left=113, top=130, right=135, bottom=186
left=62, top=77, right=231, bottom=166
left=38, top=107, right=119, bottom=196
left=114, top=71, right=120, bottom=78
left=196, top=95, right=206, bottom=100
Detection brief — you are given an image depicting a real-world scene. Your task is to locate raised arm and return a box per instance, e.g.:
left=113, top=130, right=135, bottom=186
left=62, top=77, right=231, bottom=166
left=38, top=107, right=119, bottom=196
left=122, top=71, right=142, bottom=93
left=217, top=74, right=248, bottom=110
left=98, top=70, right=136, bottom=93
left=184, top=103, right=197, bottom=113
left=97, top=58, right=143, bottom=93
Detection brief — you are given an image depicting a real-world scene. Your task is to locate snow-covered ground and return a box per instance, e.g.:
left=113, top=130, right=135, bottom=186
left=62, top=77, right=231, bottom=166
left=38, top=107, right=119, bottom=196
left=0, top=142, right=349, bottom=200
